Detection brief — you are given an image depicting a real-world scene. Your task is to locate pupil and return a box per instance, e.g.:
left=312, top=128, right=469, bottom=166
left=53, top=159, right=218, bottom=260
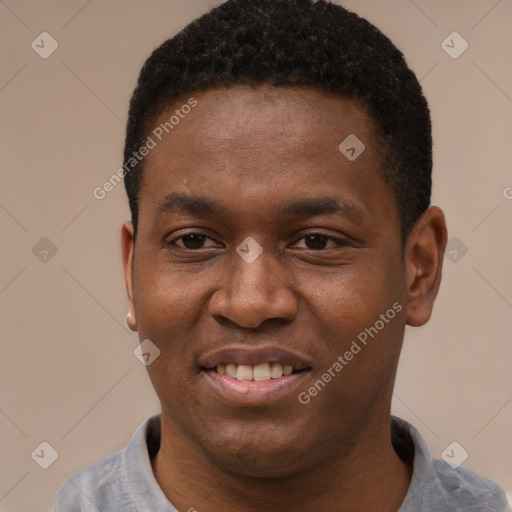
left=183, top=234, right=205, bottom=249
left=306, top=234, right=327, bottom=250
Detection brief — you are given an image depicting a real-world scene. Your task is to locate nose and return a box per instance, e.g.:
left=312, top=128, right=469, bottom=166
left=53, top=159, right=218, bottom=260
left=208, top=244, right=298, bottom=329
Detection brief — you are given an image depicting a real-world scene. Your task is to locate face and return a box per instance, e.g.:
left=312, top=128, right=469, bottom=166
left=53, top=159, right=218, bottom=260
left=122, top=86, right=436, bottom=478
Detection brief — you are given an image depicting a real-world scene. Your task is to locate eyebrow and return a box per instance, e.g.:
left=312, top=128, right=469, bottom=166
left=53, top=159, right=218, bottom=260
left=157, top=193, right=226, bottom=216
left=282, top=196, right=362, bottom=221
left=156, top=193, right=364, bottom=222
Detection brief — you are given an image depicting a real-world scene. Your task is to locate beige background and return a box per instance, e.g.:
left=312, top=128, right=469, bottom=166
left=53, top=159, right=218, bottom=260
left=1, top=0, right=511, bottom=510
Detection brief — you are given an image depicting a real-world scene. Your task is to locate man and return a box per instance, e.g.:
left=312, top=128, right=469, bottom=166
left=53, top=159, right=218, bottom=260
left=55, top=0, right=509, bottom=510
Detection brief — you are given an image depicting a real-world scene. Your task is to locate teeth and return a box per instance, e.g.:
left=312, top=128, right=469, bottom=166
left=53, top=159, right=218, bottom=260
left=253, top=363, right=271, bottom=381
left=214, top=362, right=295, bottom=381
left=270, top=363, right=284, bottom=378
left=236, top=364, right=253, bottom=381
left=226, top=363, right=237, bottom=378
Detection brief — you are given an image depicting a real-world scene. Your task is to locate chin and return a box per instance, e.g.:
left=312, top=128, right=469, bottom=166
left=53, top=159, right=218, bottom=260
left=198, top=426, right=315, bottom=478
left=209, top=450, right=307, bottom=479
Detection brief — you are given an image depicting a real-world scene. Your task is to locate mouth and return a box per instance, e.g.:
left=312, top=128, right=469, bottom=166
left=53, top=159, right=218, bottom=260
left=199, top=347, right=312, bottom=405
left=208, top=362, right=306, bottom=381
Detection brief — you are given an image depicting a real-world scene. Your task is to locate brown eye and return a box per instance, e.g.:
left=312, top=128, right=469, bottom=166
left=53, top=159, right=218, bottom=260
left=179, top=234, right=207, bottom=249
left=304, top=234, right=329, bottom=250
left=170, top=233, right=219, bottom=250
left=293, top=233, right=347, bottom=250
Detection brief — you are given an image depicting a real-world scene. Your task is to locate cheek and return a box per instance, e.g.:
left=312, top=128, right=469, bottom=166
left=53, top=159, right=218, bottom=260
left=133, top=269, right=203, bottom=408
left=133, top=252, right=211, bottom=323
left=312, top=257, right=400, bottom=324
left=308, top=254, right=406, bottom=375
left=131, top=263, right=205, bottom=369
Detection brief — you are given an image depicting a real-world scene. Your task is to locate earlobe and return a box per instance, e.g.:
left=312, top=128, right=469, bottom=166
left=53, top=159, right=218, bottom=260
left=404, top=206, right=448, bottom=327
left=121, top=221, right=137, bottom=331
left=126, top=312, right=137, bottom=331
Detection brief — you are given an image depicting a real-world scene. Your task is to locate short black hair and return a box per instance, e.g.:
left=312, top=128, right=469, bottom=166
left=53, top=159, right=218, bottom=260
left=124, top=0, right=432, bottom=244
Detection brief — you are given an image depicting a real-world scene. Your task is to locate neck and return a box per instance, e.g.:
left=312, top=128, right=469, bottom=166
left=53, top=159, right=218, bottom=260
left=151, top=413, right=412, bottom=512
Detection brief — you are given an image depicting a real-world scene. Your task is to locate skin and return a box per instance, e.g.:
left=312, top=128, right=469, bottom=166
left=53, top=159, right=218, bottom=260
left=121, top=85, right=447, bottom=512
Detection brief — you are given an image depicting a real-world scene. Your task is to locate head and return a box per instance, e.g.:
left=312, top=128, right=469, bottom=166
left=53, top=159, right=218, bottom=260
left=121, top=0, right=447, bottom=478
left=124, top=0, right=433, bottom=245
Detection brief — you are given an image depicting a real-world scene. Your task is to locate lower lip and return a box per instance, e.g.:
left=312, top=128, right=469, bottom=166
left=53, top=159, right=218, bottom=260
left=204, top=370, right=309, bottom=405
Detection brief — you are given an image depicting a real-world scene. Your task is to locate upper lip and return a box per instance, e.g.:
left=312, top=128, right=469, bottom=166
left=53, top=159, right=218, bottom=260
left=199, top=346, right=312, bottom=370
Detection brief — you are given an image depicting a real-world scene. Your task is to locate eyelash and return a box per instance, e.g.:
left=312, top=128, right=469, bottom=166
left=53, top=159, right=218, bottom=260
left=167, top=231, right=348, bottom=250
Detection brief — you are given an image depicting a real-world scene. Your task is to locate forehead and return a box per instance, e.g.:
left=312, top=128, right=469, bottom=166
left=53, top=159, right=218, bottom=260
left=161, top=86, right=376, bottom=159
left=136, top=85, right=397, bottom=232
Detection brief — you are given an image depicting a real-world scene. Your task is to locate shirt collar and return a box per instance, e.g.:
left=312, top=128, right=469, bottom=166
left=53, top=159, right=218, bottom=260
left=122, top=413, right=507, bottom=511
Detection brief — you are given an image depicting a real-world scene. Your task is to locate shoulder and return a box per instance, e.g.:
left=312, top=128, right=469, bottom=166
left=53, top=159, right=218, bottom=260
left=392, top=416, right=509, bottom=511
left=54, top=414, right=163, bottom=512
left=54, top=449, right=127, bottom=511
left=431, top=459, right=510, bottom=511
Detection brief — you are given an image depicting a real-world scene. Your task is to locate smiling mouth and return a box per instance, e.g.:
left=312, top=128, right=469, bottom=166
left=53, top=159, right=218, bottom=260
left=208, top=363, right=308, bottom=382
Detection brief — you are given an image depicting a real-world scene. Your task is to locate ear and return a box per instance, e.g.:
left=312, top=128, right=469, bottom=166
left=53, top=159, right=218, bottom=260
left=404, top=206, right=448, bottom=327
left=121, top=221, right=137, bottom=331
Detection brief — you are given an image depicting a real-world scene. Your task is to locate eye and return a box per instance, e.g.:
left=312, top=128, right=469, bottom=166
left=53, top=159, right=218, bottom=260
left=293, top=233, right=348, bottom=250
left=168, top=232, right=220, bottom=250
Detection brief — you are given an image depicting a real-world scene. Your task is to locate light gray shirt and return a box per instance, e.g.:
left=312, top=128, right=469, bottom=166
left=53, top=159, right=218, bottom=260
left=54, top=414, right=509, bottom=511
